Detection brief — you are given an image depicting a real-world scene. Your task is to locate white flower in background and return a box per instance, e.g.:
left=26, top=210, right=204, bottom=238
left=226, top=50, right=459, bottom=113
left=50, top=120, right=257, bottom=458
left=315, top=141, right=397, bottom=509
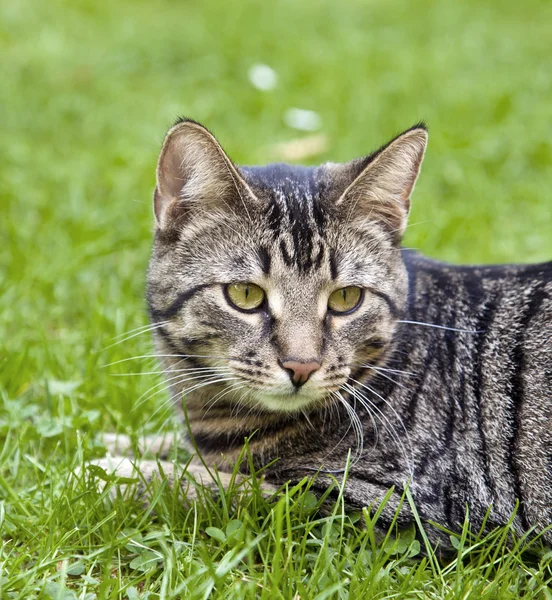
left=248, top=63, right=278, bottom=91
left=283, top=107, right=322, bottom=132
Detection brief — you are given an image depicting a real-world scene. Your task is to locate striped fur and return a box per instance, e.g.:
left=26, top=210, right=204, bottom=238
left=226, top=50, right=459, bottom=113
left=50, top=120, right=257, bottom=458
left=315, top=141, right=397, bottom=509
left=143, top=119, right=552, bottom=543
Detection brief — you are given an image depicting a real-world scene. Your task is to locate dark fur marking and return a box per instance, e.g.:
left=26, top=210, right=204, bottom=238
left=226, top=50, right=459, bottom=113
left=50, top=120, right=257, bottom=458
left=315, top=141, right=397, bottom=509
left=232, top=255, right=247, bottom=269
left=329, top=249, right=338, bottom=280
left=280, top=239, right=294, bottom=267
left=509, top=283, right=547, bottom=529
left=193, top=431, right=246, bottom=454
left=403, top=250, right=418, bottom=318
left=181, top=355, right=203, bottom=370
left=365, top=287, right=399, bottom=318
left=154, top=327, right=209, bottom=370
left=443, top=317, right=459, bottom=430
left=404, top=347, right=433, bottom=427
left=233, top=367, right=266, bottom=377
left=288, top=198, right=315, bottom=272
left=155, top=328, right=186, bottom=357
left=266, top=200, right=283, bottom=237
left=313, top=243, right=325, bottom=270
left=194, top=419, right=293, bottom=455
left=258, top=245, right=272, bottom=275
left=442, top=482, right=454, bottom=529
left=472, top=294, right=498, bottom=496
left=149, top=284, right=209, bottom=321
left=312, top=199, right=327, bottom=234
left=154, top=325, right=171, bottom=342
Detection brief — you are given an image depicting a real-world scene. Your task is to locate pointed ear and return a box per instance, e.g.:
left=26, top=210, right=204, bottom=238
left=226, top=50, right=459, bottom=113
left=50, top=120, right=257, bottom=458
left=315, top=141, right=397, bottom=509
left=154, top=119, right=251, bottom=229
left=336, top=126, right=428, bottom=242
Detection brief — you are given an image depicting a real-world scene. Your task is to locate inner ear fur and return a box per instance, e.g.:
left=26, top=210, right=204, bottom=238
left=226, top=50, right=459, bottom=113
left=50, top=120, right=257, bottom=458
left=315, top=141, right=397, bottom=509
left=336, top=126, right=428, bottom=242
left=154, top=119, right=253, bottom=229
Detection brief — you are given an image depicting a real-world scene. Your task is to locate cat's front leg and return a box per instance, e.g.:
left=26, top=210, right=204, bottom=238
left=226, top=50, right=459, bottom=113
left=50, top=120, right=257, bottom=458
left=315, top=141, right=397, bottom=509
left=89, top=454, right=278, bottom=503
left=100, top=432, right=183, bottom=458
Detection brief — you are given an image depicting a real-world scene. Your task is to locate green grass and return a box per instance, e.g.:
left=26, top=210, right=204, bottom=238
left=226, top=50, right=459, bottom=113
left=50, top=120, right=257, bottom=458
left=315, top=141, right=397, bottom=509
left=1, top=0, right=552, bottom=596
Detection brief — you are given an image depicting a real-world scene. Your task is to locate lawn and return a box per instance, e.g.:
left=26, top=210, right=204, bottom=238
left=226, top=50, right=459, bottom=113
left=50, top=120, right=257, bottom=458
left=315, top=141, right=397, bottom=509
left=1, top=0, right=552, bottom=597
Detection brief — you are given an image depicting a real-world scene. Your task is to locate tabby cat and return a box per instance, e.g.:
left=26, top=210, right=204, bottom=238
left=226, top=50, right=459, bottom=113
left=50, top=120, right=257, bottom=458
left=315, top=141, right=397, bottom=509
left=114, top=119, right=552, bottom=544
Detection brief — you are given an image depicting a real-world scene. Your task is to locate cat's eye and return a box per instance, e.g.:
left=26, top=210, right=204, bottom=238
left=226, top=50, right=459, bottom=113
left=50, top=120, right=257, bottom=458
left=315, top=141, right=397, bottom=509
left=225, top=283, right=266, bottom=311
left=328, top=286, right=363, bottom=314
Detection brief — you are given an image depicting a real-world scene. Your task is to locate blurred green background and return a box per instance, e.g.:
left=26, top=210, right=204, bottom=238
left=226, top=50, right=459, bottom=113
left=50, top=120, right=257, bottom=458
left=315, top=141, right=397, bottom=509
left=1, top=0, right=552, bottom=426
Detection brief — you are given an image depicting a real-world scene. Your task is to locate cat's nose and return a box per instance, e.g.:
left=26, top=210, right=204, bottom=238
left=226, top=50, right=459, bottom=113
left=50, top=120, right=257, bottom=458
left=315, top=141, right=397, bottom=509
left=280, top=359, right=321, bottom=387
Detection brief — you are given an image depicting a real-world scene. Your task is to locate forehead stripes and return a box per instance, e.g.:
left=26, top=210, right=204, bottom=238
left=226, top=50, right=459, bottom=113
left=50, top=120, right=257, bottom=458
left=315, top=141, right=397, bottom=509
left=244, top=165, right=332, bottom=274
left=269, top=192, right=327, bottom=273
left=257, top=245, right=272, bottom=275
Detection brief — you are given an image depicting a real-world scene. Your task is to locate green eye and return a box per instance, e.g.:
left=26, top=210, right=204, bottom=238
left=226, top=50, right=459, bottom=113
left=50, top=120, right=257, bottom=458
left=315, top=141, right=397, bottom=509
left=226, top=283, right=266, bottom=311
left=328, top=286, right=363, bottom=314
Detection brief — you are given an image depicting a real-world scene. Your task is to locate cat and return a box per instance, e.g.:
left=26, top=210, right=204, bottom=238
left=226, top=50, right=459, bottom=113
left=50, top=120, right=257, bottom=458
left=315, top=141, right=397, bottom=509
left=104, top=118, right=552, bottom=546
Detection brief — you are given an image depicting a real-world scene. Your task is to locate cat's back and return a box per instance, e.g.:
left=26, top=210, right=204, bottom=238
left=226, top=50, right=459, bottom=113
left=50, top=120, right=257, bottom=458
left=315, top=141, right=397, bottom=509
left=402, top=249, right=552, bottom=405
left=403, top=249, right=552, bottom=288
left=399, top=251, right=552, bottom=535
left=403, top=250, right=552, bottom=336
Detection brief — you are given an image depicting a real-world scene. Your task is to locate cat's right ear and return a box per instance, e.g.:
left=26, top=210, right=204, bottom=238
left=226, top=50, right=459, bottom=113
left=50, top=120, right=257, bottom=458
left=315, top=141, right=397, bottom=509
left=154, top=119, right=251, bottom=229
left=334, top=125, right=428, bottom=243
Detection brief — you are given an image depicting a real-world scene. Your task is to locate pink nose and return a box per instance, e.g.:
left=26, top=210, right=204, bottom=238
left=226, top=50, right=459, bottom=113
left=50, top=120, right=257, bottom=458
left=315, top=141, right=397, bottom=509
left=280, top=360, right=321, bottom=386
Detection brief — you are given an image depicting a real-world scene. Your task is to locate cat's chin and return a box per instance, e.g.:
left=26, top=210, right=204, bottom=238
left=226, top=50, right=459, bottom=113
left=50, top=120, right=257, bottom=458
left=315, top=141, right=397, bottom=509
left=254, top=390, right=323, bottom=413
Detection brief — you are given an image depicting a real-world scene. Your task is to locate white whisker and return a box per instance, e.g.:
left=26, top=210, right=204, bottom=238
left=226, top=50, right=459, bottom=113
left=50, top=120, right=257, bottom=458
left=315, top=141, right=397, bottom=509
left=100, top=321, right=170, bottom=352
left=345, top=380, right=414, bottom=479
left=202, top=382, right=246, bottom=417
left=133, top=370, right=233, bottom=412
left=364, top=368, right=408, bottom=390
left=144, top=376, right=240, bottom=422
left=320, top=391, right=363, bottom=468
left=397, top=320, right=483, bottom=334
left=353, top=364, right=416, bottom=377
left=102, top=353, right=232, bottom=368
left=111, top=366, right=231, bottom=377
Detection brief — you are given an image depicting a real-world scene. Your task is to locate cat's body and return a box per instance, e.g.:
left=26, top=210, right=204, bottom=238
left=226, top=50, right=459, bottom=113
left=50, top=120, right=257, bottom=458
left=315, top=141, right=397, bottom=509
left=151, top=250, right=552, bottom=539
left=133, top=119, right=552, bottom=544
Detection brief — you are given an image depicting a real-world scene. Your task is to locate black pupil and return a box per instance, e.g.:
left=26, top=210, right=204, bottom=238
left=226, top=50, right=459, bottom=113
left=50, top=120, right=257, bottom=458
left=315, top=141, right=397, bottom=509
left=245, top=286, right=250, bottom=300
left=342, top=289, right=347, bottom=302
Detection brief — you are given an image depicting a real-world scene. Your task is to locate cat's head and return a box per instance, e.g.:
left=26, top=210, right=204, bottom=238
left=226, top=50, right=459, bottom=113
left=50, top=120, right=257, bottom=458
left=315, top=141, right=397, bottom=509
left=147, top=119, right=427, bottom=414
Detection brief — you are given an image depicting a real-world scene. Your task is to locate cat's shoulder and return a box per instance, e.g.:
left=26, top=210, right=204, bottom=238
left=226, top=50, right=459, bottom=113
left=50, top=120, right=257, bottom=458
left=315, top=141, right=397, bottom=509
left=402, top=249, right=552, bottom=284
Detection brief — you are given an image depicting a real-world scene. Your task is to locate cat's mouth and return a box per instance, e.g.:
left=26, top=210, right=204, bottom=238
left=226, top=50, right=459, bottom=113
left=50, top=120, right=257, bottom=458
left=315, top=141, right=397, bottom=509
left=221, top=360, right=350, bottom=413
left=253, top=386, right=328, bottom=413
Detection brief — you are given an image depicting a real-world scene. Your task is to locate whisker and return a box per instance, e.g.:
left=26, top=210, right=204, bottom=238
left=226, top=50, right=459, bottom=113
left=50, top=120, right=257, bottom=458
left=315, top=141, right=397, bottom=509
left=102, top=353, right=232, bottom=368
left=232, top=388, right=255, bottom=420
left=202, top=382, right=247, bottom=417
left=111, top=366, right=231, bottom=377
left=345, top=380, right=414, bottom=479
left=114, top=321, right=169, bottom=340
left=142, top=397, right=178, bottom=431
left=301, top=409, right=316, bottom=432
left=313, top=391, right=364, bottom=471
left=332, top=392, right=363, bottom=458
left=352, top=364, right=416, bottom=377
left=397, top=320, right=484, bottom=334
left=388, top=219, right=432, bottom=235
left=133, top=371, right=233, bottom=412
left=348, top=385, right=380, bottom=452
left=360, top=368, right=408, bottom=390
left=143, top=376, right=240, bottom=422
left=100, top=321, right=170, bottom=352
left=344, top=383, right=399, bottom=463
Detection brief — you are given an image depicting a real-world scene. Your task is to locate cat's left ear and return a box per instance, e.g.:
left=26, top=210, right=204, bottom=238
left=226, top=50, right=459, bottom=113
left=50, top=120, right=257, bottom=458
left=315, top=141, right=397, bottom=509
left=153, top=119, right=254, bottom=230
left=335, top=126, right=428, bottom=242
